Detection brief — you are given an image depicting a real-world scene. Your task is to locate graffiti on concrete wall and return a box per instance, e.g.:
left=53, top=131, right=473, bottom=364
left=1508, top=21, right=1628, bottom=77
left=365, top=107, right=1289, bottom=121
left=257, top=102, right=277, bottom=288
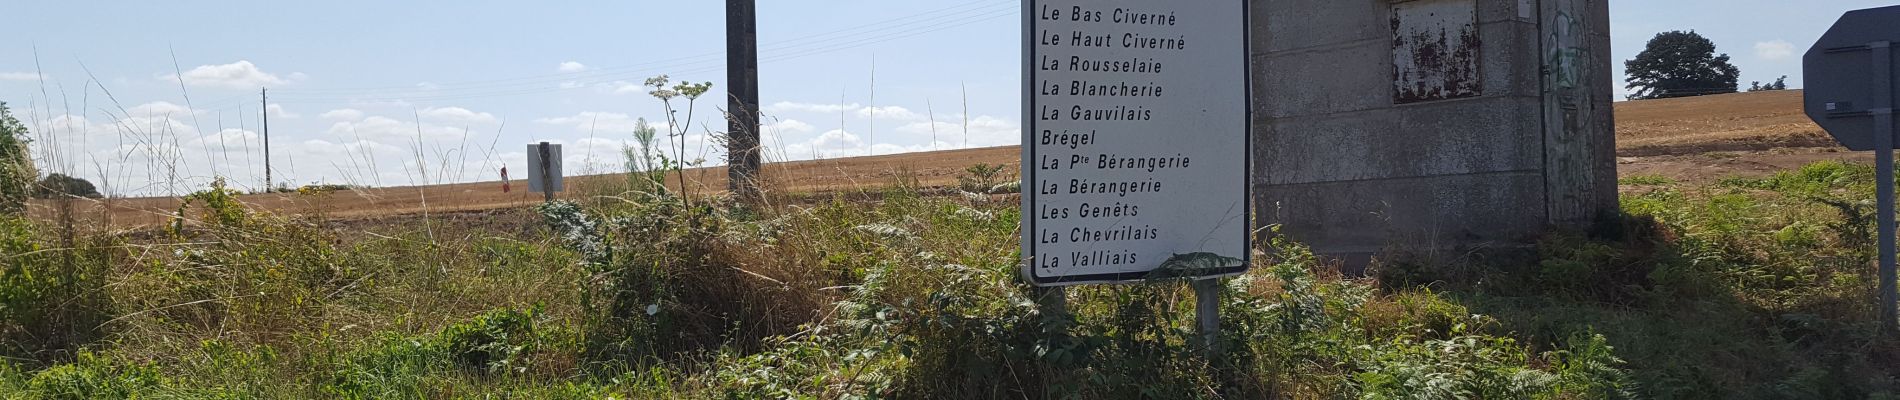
left=1545, top=10, right=1588, bottom=91
left=1541, top=0, right=1611, bottom=225
left=1392, top=0, right=1483, bottom=104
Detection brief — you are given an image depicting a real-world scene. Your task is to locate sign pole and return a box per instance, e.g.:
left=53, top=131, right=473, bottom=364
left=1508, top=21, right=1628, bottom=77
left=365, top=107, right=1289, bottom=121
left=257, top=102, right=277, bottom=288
left=262, top=87, right=272, bottom=191
left=1192, top=278, right=1222, bottom=357
left=1878, top=108, right=1895, bottom=332
left=539, top=142, right=555, bottom=203
left=1033, top=285, right=1067, bottom=390
left=1803, top=7, right=1900, bottom=333
left=1875, top=41, right=1896, bottom=333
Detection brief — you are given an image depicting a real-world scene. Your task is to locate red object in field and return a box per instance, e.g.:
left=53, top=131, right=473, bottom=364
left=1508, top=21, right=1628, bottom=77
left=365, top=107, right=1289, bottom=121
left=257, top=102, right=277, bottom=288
left=501, top=166, right=512, bottom=193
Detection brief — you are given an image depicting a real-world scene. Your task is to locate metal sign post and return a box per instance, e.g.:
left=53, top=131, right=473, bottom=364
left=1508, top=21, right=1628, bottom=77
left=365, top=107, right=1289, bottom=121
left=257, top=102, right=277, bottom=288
left=527, top=142, right=564, bottom=203
left=1805, top=6, right=1900, bottom=331
left=1880, top=104, right=1897, bottom=333
left=1878, top=42, right=1896, bottom=333
left=1192, top=278, right=1222, bottom=356
left=539, top=144, right=555, bottom=203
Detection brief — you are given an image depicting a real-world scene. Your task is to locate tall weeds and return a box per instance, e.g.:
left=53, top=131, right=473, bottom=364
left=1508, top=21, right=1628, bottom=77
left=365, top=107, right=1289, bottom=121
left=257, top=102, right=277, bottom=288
left=20, top=158, right=1900, bottom=398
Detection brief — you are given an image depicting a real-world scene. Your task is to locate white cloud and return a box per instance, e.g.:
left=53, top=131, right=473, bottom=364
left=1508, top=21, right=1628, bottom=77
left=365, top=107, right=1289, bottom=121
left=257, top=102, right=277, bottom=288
left=320, top=108, right=365, bottom=120
left=767, top=101, right=862, bottom=114
left=813, top=129, right=863, bottom=150
left=26, top=104, right=541, bottom=196
left=567, top=137, right=643, bottom=173
left=298, top=139, right=410, bottom=186
left=19, top=114, right=109, bottom=160
left=301, top=139, right=403, bottom=159
left=187, top=129, right=261, bottom=151
left=856, top=106, right=924, bottom=121
left=43, top=114, right=96, bottom=136
left=346, top=99, right=415, bottom=109
left=266, top=104, right=299, bottom=119
left=893, top=114, right=1020, bottom=147
left=558, top=61, right=588, bottom=73
left=1755, top=40, right=1795, bottom=61
left=766, top=111, right=1023, bottom=161
left=165, top=60, right=294, bottom=89
left=763, top=119, right=815, bottom=135
left=418, top=106, right=498, bottom=125
left=537, top=112, right=644, bottom=133
left=779, top=129, right=872, bottom=160
left=0, top=72, right=46, bottom=81
left=25, top=112, right=200, bottom=151
left=961, top=115, right=1022, bottom=146
left=128, top=101, right=196, bottom=117
left=324, top=115, right=467, bottom=142
left=609, top=81, right=645, bottom=95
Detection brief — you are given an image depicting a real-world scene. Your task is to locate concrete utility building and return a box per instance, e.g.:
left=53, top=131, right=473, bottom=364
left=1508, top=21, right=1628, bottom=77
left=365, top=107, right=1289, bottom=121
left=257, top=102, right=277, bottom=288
left=1251, top=0, right=1616, bottom=263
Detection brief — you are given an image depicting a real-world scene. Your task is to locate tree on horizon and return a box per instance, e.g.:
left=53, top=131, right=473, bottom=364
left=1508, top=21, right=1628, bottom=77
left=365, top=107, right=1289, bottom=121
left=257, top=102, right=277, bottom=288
left=1625, top=30, right=1741, bottom=100
left=34, top=173, right=102, bottom=200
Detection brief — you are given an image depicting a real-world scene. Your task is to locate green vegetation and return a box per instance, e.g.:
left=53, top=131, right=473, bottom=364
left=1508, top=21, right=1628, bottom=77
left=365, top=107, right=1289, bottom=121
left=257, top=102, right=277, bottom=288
left=1, top=161, right=1897, bottom=398
left=1408, top=160, right=1900, bottom=398
left=1617, top=174, right=1675, bottom=187
left=0, top=102, right=35, bottom=215
left=1625, top=30, right=1741, bottom=100
left=958, top=163, right=1020, bottom=194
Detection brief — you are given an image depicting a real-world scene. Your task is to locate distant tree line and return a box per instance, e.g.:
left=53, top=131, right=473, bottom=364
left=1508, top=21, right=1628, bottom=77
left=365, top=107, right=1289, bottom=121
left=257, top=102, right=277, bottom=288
left=1749, top=76, right=1790, bottom=92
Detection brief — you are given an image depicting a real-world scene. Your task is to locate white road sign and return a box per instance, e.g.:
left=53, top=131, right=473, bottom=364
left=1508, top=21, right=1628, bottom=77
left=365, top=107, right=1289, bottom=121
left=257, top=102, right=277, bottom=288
left=1021, top=0, right=1252, bottom=286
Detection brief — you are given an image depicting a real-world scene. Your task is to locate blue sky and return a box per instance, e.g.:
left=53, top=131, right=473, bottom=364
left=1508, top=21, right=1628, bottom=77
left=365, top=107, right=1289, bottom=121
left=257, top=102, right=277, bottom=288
left=0, top=0, right=1886, bottom=195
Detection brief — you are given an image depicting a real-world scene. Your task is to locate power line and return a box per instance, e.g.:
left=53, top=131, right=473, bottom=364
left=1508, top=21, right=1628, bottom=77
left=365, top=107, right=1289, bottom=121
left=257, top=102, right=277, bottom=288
left=264, top=7, right=1026, bottom=104
left=273, top=0, right=1013, bottom=96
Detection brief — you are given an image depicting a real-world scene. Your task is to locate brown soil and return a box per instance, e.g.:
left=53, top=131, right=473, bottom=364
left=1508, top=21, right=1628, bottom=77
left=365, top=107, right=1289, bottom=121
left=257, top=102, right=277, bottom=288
left=1616, top=90, right=1835, bottom=157
left=1612, top=90, right=1862, bottom=184
left=29, top=90, right=1853, bottom=228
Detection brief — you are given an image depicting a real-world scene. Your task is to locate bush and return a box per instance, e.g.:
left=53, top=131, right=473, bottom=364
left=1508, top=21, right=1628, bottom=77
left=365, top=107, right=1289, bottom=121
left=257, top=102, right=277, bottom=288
left=441, top=307, right=543, bottom=374
left=325, top=307, right=565, bottom=398
left=323, top=334, right=454, bottom=399
left=690, top=218, right=1632, bottom=399
left=0, top=216, right=113, bottom=367
left=17, top=352, right=164, bottom=400
left=0, top=102, right=34, bottom=215
left=119, top=179, right=366, bottom=346
left=958, top=163, right=1019, bottom=194
left=539, top=195, right=831, bottom=368
left=32, top=174, right=101, bottom=199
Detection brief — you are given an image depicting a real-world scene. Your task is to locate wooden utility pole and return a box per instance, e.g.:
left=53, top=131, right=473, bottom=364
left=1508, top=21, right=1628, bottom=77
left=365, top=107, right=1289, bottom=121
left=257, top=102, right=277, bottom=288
left=726, top=0, right=762, bottom=198
left=261, top=87, right=272, bottom=191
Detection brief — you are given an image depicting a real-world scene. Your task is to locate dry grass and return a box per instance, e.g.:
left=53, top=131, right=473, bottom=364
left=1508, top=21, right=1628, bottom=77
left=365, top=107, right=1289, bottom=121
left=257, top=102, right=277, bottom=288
left=24, top=147, right=1020, bottom=229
